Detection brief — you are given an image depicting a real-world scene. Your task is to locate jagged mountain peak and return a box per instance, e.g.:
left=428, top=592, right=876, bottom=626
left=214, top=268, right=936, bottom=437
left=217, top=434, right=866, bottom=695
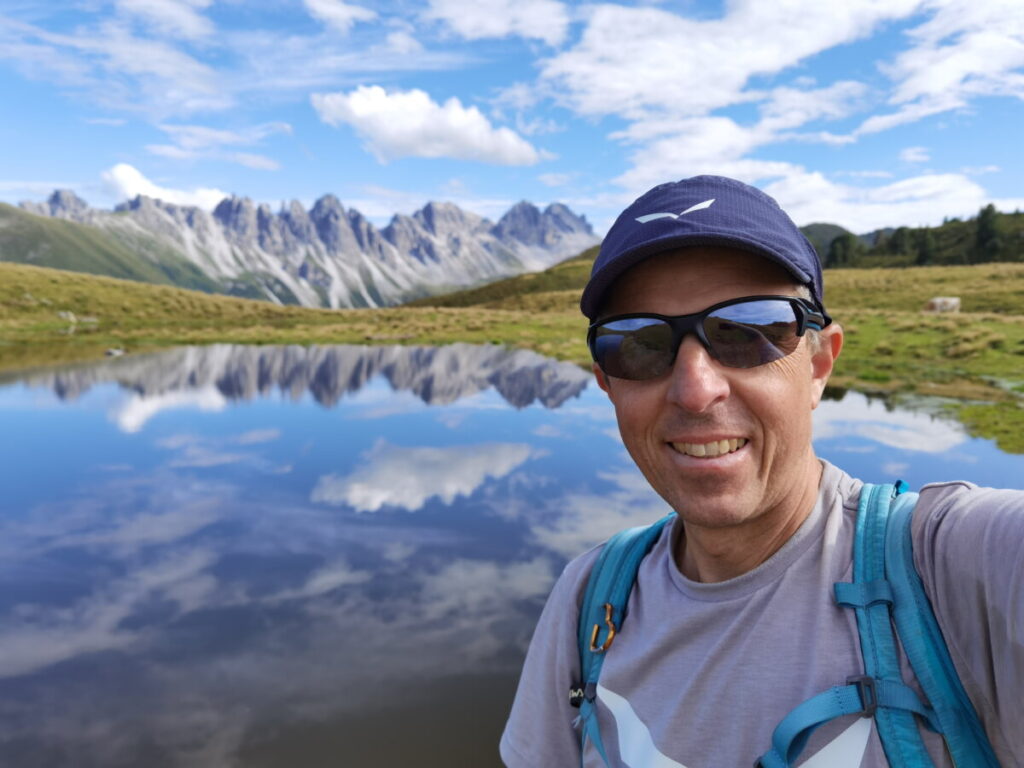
left=413, top=201, right=489, bottom=237
left=213, top=195, right=258, bottom=236
left=493, top=199, right=593, bottom=248
left=49, top=189, right=90, bottom=215
left=310, top=194, right=344, bottom=216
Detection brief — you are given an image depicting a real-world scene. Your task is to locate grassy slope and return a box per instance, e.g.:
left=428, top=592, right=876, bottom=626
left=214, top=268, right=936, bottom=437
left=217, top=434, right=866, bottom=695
left=4, top=258, right=1024, bottom=451
left=0, top=261, right=588, bottom=372
left=0, top=204, right=222, bottom=292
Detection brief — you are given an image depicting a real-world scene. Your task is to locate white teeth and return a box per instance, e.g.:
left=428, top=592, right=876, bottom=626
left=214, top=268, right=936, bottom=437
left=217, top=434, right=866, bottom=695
left=672, top=438, right=747, bottom=458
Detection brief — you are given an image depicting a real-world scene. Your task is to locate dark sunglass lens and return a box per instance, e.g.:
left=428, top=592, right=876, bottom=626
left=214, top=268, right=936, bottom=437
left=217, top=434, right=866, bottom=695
left=704, top=301, right=800, bottom=368
left=592, top=317, right=674, bottom=379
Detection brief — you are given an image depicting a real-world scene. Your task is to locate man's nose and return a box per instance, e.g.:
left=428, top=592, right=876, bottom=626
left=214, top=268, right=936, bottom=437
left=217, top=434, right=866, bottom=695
left=665, top=335, right=730, bottom=413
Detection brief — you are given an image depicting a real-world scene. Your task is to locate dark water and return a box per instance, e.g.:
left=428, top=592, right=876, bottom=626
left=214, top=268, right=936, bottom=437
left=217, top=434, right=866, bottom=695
left=1, top=344, right=1022, bottom=767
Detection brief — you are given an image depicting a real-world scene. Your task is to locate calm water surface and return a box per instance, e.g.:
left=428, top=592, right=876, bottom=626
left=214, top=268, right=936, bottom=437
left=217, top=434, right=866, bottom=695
left=1, top=344, right=1022, bottom=767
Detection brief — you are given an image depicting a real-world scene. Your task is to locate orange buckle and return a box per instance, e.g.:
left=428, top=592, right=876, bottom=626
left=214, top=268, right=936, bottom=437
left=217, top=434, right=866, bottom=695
left=589, top=603, right=617, bottom=653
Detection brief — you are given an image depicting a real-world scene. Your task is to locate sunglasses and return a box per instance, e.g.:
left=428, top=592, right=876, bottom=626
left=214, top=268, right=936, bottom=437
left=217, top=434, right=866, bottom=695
left=588, top=295, right=831, bottom=381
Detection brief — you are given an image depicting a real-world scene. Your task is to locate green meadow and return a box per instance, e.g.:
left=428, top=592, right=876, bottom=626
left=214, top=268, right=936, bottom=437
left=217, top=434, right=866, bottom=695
left=3, top=256, right=1024, bottom=451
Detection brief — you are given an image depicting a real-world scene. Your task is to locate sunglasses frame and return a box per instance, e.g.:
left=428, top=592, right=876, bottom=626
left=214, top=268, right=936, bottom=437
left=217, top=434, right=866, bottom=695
left=587, top=295, right=832, bottom=380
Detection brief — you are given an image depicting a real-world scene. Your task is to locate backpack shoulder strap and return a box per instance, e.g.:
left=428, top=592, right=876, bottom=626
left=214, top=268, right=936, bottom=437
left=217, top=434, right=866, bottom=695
left=759, top=483, right=941, bottom=768
left=573, top=513, right=674, bottom=767
left=839, top=481, right=938, bottom=766
left=884, top=490, right=1001, bottom=766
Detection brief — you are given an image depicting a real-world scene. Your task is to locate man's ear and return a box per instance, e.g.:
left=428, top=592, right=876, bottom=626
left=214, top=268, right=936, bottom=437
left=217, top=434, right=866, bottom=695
left=592, top=363, right=611, bottom=394
left=809, top=323, right=843, bottom=409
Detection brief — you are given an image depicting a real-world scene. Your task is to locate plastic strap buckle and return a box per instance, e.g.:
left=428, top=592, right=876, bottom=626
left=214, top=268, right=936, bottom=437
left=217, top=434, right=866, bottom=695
left=569, top=682, right=598, bottom=708
left=847, top=676, right=878, bottom=718
left=569, top=684, right=584, bottom=708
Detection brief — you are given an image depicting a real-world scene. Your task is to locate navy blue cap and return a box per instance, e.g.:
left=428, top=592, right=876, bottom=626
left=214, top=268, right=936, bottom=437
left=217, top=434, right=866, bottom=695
left=580, top=175, right=825, bottom=319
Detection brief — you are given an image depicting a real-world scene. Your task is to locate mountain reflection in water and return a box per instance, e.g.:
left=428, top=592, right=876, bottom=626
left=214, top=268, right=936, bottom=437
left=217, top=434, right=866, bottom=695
left=0, top=344, right=1022, bottom=768
left=9, top=342, right=592, bottom=409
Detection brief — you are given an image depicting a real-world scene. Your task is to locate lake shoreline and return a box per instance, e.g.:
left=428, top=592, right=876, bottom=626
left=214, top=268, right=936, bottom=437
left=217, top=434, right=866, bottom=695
left=3, top=260, right=1024, bottom=452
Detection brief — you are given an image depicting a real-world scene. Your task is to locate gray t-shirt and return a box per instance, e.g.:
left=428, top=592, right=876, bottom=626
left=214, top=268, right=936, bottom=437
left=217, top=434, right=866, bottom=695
left=500, top=461, right=1024, bottom=767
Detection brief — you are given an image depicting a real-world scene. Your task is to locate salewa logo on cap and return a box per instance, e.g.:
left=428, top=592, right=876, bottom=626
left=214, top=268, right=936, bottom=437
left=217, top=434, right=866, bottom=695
left=635, top=198, right=715, bottom=224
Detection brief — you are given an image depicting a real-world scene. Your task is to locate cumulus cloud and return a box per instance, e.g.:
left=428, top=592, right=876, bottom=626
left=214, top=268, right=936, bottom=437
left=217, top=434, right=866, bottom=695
left=303, top=0, right=376, bottom=34
left=311, top=85, right=543, bottom=165
left=425, top=0, right=570, bottom=46
left=311, top=439, right=536, bottom=512
left=101, top=163, right=228, bottom=211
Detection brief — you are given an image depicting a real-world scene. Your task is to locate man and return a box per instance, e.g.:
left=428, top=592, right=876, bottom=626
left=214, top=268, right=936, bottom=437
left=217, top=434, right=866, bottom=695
left=500, top=176, right=1022, bottom=767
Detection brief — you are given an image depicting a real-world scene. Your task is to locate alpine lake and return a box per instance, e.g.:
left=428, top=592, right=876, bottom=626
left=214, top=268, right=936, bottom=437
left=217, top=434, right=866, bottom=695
left=2, top=343, right=1023, bottom=768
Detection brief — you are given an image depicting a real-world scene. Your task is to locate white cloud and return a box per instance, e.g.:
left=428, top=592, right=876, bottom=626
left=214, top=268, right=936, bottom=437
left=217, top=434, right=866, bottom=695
left=110, top=384, right=228, bottom=432
left=158, top=122, right=292, bottom=151
left=529, top=469, right=671, bottom=559
left=419, top=557, right=554, bottom=620
left=384, top=30, right=422, bottom=54
left=813, top=391, right=968, bottom=454
left=146, top=122, right=289, bottom=169
left=116, top=0, right=215, bottom=40
left=86, top=21, right=228, bottom=114
left=758, top=80, right=868, bottom=133
left=425, top=0, right=570, bottom=46
left=541, top=1, right=921, bottom=120
left=0, top=12, right=466, bottom=122
left=900, top=145, right=930, bottom=163
left=310, top=439, right=536, bottom=512
left=860, top=0, right=1024, bottom=134
left=0, top=549, right=216, bottom=678
left=264, top=559, right=371, bottom=602
left=311, top=85, right=543, bottom=165
left=303, top=0, right=376, bottom=35
left=101, top=163, right=228, bottom=211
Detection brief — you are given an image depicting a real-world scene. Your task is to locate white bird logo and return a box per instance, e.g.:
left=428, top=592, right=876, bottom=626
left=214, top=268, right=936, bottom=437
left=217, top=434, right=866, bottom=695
left=635, top=198, right=716, bottom=224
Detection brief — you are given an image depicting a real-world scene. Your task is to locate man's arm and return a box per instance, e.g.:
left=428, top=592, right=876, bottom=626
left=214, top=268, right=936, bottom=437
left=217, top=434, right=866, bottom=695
left=913, top=482, right=1024, bottom=764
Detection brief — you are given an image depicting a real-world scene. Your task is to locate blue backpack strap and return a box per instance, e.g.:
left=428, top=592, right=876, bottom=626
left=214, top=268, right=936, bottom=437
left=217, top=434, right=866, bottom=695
left=836, top=481, right=939, bottom=766
left=885, top=491, right=1001, bottom=767
left=757, top=482, right=940, bottom=768
left=573, top=513, right=674, bottom=767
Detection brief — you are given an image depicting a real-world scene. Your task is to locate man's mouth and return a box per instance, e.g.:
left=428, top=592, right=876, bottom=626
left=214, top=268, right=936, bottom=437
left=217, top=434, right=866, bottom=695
left=670, top=438, right=747, bottom=458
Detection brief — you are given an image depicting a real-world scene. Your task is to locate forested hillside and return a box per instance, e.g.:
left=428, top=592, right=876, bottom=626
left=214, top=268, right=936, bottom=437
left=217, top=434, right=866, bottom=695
left=822, top=205, right=1024, bottom=269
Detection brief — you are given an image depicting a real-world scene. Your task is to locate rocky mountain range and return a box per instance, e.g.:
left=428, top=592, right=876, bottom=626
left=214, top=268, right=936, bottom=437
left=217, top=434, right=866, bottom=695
left=16, top=190, right=598, bottom=309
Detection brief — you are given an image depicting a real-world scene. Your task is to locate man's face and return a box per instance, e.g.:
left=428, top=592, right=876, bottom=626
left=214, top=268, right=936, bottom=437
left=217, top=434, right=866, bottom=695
left=594, top=247, right=840, bottom=533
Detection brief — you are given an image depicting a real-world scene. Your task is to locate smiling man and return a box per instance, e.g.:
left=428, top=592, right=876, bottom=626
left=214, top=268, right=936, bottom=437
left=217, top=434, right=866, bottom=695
left=500, top=176, right=1023, bottom=767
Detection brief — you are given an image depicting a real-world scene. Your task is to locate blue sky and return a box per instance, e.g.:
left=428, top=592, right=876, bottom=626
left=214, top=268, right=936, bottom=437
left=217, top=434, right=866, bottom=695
left=2, top=0, right=1023, bottom=234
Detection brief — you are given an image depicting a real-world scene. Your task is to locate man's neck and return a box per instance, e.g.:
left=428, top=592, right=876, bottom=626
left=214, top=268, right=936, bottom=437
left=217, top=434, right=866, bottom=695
left=676, top=458, right=824, bottom=583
